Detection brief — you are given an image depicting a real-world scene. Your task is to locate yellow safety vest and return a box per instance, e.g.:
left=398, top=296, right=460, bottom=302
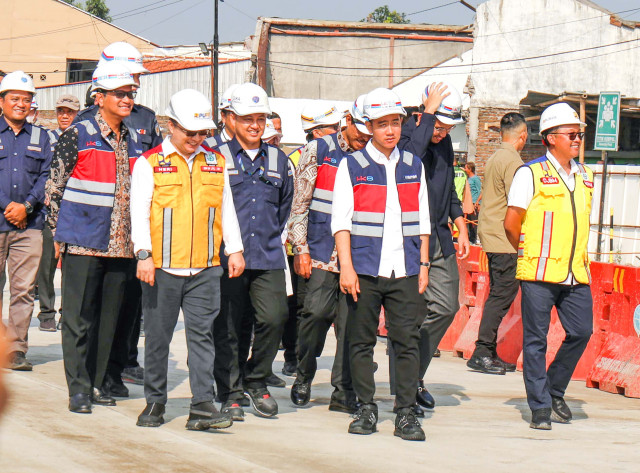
left=146, top=149, right=225, bottom=269
left=516, top=158, right=593, bottom=284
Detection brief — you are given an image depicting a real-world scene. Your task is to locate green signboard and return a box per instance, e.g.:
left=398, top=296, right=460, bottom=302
left=594, top=92, right=621, bottom=151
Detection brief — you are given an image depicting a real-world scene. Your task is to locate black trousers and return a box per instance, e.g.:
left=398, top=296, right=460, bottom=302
left=347, top=275, right=422, bottom=409
left=296, top=268, right=352, bottom=394
left=61, top=254, right=133, bottom=396
left=521, top=281, right=592, bottom=411
left=467, top=211, right=478, bottom=243
left=213, top=269, right=288, bottom=399
left=106, top=270, right=141, bottom=381
left=36, top=224, right=58, bottom=322
left=473, top=253, right=520, bottom=358
left=282, top=255, right=304, bottom=365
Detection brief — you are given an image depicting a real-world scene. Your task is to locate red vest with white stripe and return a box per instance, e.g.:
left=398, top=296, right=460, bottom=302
left=345, top=148, right=423, bottom=277
left=55, top=116, right=142, bottom=250
left=308, top=133, right=344, bottom=263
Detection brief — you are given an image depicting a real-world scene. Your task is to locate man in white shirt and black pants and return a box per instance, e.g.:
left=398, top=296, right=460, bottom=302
left=332, top=88, right=430, bottom=441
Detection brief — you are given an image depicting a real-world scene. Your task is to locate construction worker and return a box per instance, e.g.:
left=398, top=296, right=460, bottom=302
left=262, top=118, right=282, bottom=147
left=131, top=89, right=243, bottom=431
left=210, top=82, right=293, bottom=420
left=204, top=83, right=240, bottom=148
left=288, top=97, right=370, bottom=413
left=400, top=82, right=470, bottom=411
left=0, top=71, right=53, bottom=371
left=504, top=102, right=593, bottom=430
left=46, top=62, right=143, bottom=413
left=332, top=88, right=430, bottom=441
left=468, top=112, right=527, bottom=375
left=36, top=94, right=80, bottom=333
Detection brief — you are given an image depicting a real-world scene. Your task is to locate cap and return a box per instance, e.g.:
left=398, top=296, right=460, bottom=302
left=55, top=94, right=81, bottom=111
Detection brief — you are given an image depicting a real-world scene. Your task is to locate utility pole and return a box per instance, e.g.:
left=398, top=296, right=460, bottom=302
left=213, top=0, right=220, bottom=125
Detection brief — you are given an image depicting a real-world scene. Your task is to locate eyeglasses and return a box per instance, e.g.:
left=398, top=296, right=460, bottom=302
left=173, top=122, right=209, bottom=137
left=548, top=131, right=585, bottom=141
left=434, top=126, right=454, bottom=134
left=106, top=90, right=137, bottom=100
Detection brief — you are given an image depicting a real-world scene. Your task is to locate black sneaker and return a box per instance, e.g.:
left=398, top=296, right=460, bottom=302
left=265, top=373, right=286, bottom=388
left=329, top=392, right=359, bottom=414
left=122, top=366, right=144, bottom=385
left=348, top=403, right=378, bottom=435
left=9, top=351, right=32, bottom=371
left=282, top=361, right=297, bottom=377
left=246, top=387, right=278, bottom=417
left=290, top=381, right=311, bottom=406
left=394, top=407, right=426, bottom=441
left=416, top=380, right=435, bottom=409
left=530, top=408, right=552, bottom=430
left=551, top=396, right=572, bottom=423
left=186, top=401, right=233, bottom=431
left=137, top=403, right=165, bottom=427
left=221, top=400, right=245, bottom=422
left=467, top=354, right=506, bottom=375
left=494, top=355, right=516, bottom=372
left=39, top=319, right=57, bottom=332
left=393, top=402, right=424, bottom=418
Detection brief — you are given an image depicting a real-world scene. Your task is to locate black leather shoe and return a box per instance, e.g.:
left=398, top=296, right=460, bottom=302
left=265, top=373, right=286, bottom=388
left=394, top=407, right=426, bottom=441
left=221, top=400, right=245, bottom=422
left=393, top=402, right=424, bottom=418
left=92, top=387, right=116, bottom=406
left=530, top=408, right=552, bottom=430
left=348, top=403, right=378, bottom=435
left=246, top=387, right=278, bottom=417
left=467, top=355, right=506, bottom=375
left=416, top=380, right=435, bottom=409
left=187, top=401, right=233, bottom=430
left=551, top=396, right=572, bottom=423
left=290, top=382, right=311, bottom=406
left=282, top=361, right=297, bottom=377
left=137, top=403, right=165, bottom=427
left=329, top=393, right=359, bottom=414
left=69, top=393, right=92, bottom=414
left=494, top=355, right=516, bottom=372
left=102, top=375, right=129, bottom=398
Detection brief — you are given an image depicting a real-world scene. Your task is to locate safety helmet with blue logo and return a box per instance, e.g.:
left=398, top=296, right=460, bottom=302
left=0, top=71, right=36, bottom=95
left=229, top=83, right=271, bottom=116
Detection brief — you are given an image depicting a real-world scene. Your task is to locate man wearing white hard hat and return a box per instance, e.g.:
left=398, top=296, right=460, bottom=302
left=332, top=88, right=430, bottom=441
left=504, top=102, right=593, bottom=430
left=262, top=118, right=282, bottom=147
left=0, top=71, right=53, bottom=371
left=287, top=96, right=371, bottom=413
left=209, top=82, right=293, bottom=420
left=204, top=83, right=240, bottom=149
left=399, top=82, right=471, bottom=411
left=130, top=89, right=244, bottom=430
left=46, top=62, right=143, bottom=414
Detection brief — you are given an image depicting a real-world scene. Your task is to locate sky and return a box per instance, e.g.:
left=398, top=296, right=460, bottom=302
left=103, top=0, right=640, bottom=47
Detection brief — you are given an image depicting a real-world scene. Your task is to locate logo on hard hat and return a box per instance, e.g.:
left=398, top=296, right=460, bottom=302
left=21, top=77, right=27, bottom=83
left=194, top=112, right=212, bottom=119
left=252, top=96, right=259, bottom=103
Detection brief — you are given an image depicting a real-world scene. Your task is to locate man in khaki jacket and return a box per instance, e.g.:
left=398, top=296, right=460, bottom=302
left=467, top=112, right=527, bottom=375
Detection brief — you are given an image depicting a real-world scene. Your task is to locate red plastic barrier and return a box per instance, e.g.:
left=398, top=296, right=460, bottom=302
left=587, top=332, right=640, bottom=397
left=438, top=304, right=470, bottom=351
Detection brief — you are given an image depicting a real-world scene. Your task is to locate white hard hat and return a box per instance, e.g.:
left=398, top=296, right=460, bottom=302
left=99, top=42, right=149, bottom=74
left=31, top=99, right=39, bottom=110
left=262, top=118, right=282, bottom=141
left=91, top=62, right=137, bottom=94
left=165, top=89, right=216, bottom=131
left=229, top=82, right=271, bottom=116
left=219, top=84, right=240, bottom=110
left=0, top=71, right=36, bottom=95
left=300, top=102, right=342, bottom=132
left=362, top=88, right=406, bottom=120
left=348, top=94, right=371, bottom=135
left=423, top=83, right=464, bottom=125
left=539, top=102, right=586, bottom=134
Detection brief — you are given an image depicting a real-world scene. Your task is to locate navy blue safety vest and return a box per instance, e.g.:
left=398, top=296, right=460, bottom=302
left=346, top=148, right=423, bottom=277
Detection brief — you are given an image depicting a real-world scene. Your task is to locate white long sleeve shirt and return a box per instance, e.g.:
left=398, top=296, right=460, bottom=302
left=131, top=137, right=243, bottom=276
left=331, top=141, right=430, bottom=278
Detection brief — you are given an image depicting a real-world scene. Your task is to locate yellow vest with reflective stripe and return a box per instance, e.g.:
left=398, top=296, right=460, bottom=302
left=147, top=149, right=225, bottom=269
left=516, top=158, right=593, bottom=284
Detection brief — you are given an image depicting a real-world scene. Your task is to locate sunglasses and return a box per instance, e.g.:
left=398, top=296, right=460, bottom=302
left=173, top=122, right=209, bottom=137
left=548, top=131, right=585, bottom=141
left=106, top=90, right=137, bottom=100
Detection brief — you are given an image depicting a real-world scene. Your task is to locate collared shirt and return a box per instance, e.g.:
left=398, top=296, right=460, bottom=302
left=131, top=137, right=243, bottom=276
left=288, top=130, right=351, bottom=273
left=478, top=142, right=523, bottom=253
left=0, top=116, right=52, bottom=232
left=331, top=141, right=431, bottom=278
left=46, top=110, right=134, bottom=258
left=508, top=150, right=580, bottom=285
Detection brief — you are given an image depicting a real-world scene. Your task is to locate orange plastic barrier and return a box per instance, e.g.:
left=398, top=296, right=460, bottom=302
left=377, top=307, right=387, bottom=337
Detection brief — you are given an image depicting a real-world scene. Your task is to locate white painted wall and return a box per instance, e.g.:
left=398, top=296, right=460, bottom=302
left=471, top=0, right=640, bottom=108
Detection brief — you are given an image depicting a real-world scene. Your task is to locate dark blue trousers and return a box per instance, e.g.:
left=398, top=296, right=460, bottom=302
left=521, top=281, right=592, bottom=411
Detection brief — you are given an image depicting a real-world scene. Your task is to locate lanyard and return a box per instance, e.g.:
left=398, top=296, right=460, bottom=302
left=237, top=149, right=265, bottom=178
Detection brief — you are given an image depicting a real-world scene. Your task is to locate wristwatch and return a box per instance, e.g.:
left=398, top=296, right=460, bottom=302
left=136, top=249, right=152, bottom=261
left=23, top=201, right=34, bottom=215
left=420, top=261, right=431, bottom=269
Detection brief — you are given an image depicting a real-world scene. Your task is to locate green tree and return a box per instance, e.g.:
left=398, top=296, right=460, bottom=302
left=63, top=0, right=112, bottom=22
left=362, top=5, right=410, bottom=24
